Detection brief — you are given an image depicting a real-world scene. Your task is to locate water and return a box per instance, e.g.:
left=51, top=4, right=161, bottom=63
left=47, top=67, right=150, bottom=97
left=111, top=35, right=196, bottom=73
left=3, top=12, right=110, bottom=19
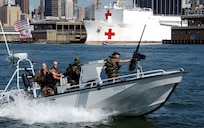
left=0, top=43, right=203, bottom=128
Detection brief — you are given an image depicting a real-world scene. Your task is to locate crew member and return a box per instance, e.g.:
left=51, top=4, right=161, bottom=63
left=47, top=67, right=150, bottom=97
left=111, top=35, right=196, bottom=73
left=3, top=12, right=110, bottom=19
left=105, top=51, right=131, bottom=80
left=64, top=58, right=81, bottom=86
left=49, top=61, right=64, bottom=93
left=35, top=62, right=54, bottom=96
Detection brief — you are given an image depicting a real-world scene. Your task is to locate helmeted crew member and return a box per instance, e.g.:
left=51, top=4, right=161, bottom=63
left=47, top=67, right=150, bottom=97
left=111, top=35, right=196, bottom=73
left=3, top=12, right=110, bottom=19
left=105, top=51, right=131, bottom=80
left=64, top=58, right=81, bottom=86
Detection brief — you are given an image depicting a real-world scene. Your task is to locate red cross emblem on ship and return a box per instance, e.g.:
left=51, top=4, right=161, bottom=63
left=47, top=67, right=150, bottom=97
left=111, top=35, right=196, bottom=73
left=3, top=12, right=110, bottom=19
left=105, top=29, right=115, bottom=39
left=105, top=10, right=111, bottom=20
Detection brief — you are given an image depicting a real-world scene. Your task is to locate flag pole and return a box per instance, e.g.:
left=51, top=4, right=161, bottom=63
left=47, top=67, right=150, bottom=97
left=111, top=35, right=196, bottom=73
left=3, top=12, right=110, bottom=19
left=0, top=21, right=12, bottom=57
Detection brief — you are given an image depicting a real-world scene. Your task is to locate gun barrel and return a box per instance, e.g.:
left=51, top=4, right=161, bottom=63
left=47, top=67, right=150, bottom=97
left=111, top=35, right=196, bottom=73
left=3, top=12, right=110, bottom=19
left=129, top=24, right=146, bottom=71
left=135, top=24, right=146, bottom=53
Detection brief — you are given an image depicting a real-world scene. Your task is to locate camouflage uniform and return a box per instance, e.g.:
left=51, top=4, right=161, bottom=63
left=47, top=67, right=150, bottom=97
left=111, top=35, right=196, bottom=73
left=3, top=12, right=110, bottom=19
left=64, top=58, right=81, bottom=86
left=105, top=53, right=121, bottom=79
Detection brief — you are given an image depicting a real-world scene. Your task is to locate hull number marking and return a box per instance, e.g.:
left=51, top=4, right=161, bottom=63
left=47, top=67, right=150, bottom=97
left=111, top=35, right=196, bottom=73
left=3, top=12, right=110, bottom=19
left=113, top=85, right=126, bottom=91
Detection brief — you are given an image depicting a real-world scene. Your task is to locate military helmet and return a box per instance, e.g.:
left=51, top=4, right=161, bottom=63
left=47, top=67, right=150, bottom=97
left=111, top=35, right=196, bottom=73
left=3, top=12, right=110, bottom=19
left=109, top=51, right=120, bottom=58
left=74, top=57, right=80, bottom=63
left=112, top=51, right=120, bottom=56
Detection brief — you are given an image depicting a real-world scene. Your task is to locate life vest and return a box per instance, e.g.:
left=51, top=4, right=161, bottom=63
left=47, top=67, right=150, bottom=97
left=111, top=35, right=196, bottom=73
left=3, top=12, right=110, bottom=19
left=64, top=63, right=81, bottom=83
left=64, top=64, right=73, bottom=76
left=105, top=58, right=120, bottom=76
left=40, top=69, right=53, bottom=86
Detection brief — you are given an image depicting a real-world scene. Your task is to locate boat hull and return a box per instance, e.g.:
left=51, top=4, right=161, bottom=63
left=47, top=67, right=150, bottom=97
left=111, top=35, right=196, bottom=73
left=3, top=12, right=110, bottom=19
left=41, top=70, right=183, bottom=116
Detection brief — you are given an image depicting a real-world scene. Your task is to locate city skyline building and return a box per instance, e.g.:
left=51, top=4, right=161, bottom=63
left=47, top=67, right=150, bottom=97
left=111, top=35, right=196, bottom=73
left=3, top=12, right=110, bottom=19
left=78, top=6, right=83, bottom=20
left=61, top=0, right=73, bottom=19
left=45, top=0, right=78, bottom=20
left=199, top=0, right=204, bottom=4
left=154, top=0, right=182, bottom=15
left=61, top=0, right=65, bottom=16
left=84, top=3, right=95, bottom=20
left=65, top=0, right=73, bottom=19
left=15, top=0, right=29, bottom=14
left=73, top=0, right=78, bottom=19
left=40, top=0, right=44, bottom=19
left=45, top=0, right=61, bottom=17
left=133, top=0, right=152, bottom=8
left=0, top=5, right=21, bottom=27
left=0, top=0, right=4, bottom=7
left=134, top=0, right=182, bottom=15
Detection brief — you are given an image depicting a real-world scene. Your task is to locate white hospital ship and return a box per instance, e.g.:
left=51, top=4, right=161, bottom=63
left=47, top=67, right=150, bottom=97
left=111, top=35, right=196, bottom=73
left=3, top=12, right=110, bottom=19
left=83, top=0, right=186, bottom=45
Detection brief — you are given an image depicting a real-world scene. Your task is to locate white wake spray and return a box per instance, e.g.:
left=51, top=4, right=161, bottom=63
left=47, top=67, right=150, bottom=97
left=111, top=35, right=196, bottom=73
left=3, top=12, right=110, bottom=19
left=0, top=90, right=114, bottom=124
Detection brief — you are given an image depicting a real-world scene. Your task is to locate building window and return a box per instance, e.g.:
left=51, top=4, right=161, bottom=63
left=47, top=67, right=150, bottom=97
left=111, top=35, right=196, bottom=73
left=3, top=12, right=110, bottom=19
left=57, top=25, right=62, bottom=31
left=76, top=25, right=80, bottom=32
left=69, top=25, right=74, bottom=34
left=63, top=25, right=68, bottom=31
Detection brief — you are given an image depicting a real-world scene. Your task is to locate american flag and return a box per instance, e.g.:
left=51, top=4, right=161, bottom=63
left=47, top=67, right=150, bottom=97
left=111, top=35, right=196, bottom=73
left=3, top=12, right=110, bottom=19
left=19, top=29, right=32, bottom=39
left=14, top=18, right=29, bottom=32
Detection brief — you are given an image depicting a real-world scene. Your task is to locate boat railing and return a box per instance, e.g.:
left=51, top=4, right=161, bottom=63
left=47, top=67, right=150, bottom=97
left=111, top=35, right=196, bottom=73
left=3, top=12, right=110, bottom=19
left=100, top=69, right=166, bottom=83
left=40, top=68, right=183, bottom=95
left=0, top=68, right=18, bottom=99
left=59, top=69, right=166, bottom=90
left=0, top=58, right=35, bottom=100
left=30, top=68, right=182, bottom=96
left=59, top=69, right=167, bottom=91
left=140, top=69, right=166, bottom=76
left=0, top=90, right=5, bottom=100
left=24, top=69, right=178, bottom=97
